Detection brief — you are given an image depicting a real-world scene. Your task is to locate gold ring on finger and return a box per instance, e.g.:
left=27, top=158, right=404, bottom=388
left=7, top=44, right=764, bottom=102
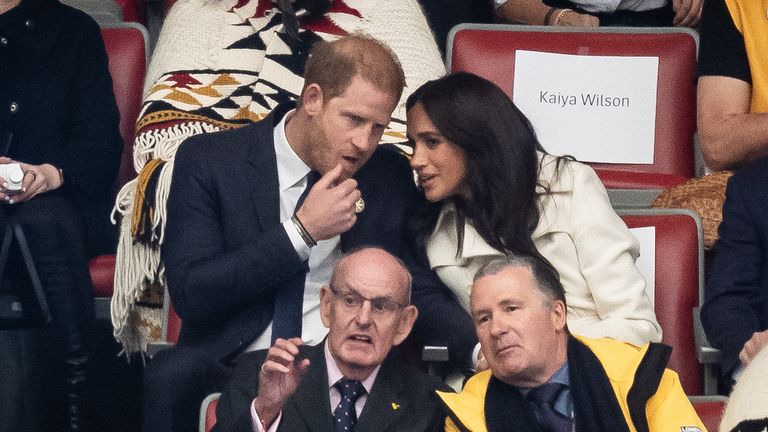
left=355, top=197, right=365, bottom=214
left=24, top=170, right=36, bottom=181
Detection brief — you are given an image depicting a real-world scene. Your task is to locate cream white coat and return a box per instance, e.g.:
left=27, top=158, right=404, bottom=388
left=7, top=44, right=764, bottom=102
left=426, top=154, right=662, bottom=345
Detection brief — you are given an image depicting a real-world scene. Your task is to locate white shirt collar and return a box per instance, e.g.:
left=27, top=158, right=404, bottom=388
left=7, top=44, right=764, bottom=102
left=273, top=109, right=312, bottom=191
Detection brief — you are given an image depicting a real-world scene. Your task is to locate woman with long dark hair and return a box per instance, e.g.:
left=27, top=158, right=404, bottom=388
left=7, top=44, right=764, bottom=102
left=406, top=72, right=661, bottom=345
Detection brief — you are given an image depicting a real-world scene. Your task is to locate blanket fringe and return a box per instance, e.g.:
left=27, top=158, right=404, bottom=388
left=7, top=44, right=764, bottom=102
left=110, top=161, right=176, bottom=354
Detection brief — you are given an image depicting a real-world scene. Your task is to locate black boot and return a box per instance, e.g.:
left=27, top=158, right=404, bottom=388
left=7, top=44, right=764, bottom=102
left=64, top=351, right=92, bottom=432
left=11, top=197, right=96, bottom=432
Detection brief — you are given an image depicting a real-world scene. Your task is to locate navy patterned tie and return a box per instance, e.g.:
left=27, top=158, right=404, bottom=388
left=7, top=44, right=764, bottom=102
left=333, top=378, right=366, bottom=432
left=271, top=171, right=320, bottom=342
left=295, top=171, right=320, bottom=211
left=526, top=382, right=572, bottom=432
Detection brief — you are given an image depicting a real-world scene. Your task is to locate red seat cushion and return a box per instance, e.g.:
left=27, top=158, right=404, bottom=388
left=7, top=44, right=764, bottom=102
left=692, top=399, right=725, bottom=432
left=622, top=212, right=702, bottom=394
left=90, top=254, right=117, bottom=297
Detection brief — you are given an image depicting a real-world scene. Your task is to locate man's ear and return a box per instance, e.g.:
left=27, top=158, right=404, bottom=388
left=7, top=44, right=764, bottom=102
left=550, top=299, right=567, bottom=332
left=301, top=83, right=324, bottom=116
left=319, top=285, right=332, bottom=329
left=392, top=305, right=418, bottom=346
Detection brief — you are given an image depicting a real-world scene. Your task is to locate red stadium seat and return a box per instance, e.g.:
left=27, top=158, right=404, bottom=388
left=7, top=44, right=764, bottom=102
left=690, top=395, right=727, bottom=432
left=145, top=290, right=181, bottom=356
left=620, top=209, right=704, bottom=395
left=447, top=25, right=697, bottom=197
left=199, top=393, right=220, bottom=432
left=114, top=0, right=145, bottom=24
left=100, top=23, right=148, bottom=188
left=165, top=297, right=181, bottom=345
left=90, top=254, right=117, bottom=299
left=90, top=23, right=149, bottom=318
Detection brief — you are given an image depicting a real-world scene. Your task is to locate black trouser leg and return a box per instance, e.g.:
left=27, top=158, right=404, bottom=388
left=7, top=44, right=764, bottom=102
left=143, top=346, right=232, bottom=432
left=8, top=195, right=95, bottom=432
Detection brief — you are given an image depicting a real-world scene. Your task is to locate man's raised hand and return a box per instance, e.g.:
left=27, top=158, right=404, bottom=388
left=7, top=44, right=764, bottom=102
left=295, top=164, right=361, bottom=241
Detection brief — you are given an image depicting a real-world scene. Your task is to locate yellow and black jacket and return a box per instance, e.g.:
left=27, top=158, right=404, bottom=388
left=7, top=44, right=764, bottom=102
left=436, top=336, right=706, bottom=432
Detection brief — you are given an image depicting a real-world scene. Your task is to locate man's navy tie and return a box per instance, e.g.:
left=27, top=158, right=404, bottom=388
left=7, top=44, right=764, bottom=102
left=271, top=171, right=320, bottom=342
left=333, top=378, right=366, bottom=432
left=527, top=382, right=572, bottom=432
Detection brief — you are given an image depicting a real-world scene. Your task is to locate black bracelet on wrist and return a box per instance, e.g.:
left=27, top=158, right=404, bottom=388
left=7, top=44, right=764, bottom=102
left=291, top=214, right=317, bottom=247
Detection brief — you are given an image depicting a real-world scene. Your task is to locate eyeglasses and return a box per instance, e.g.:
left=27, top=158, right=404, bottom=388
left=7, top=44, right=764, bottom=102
left=329, top=285, right=408, bottom=316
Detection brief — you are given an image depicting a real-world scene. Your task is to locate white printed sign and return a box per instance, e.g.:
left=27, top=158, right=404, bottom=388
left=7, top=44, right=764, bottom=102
left=629, top=226, right=656, bottom=305
left=512, top=50, right=659, bottom=164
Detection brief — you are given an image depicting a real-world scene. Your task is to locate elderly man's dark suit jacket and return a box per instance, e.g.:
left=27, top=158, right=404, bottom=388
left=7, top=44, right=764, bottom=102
left=212, top=342, right=448, bottom=432
left=163, top=104, right=476, bottom=366
left=702, top=157, right=768, bottom=378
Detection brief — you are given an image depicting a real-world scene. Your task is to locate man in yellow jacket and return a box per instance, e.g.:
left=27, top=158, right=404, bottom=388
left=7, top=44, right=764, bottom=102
left=437, top=254, right=706, bottom=432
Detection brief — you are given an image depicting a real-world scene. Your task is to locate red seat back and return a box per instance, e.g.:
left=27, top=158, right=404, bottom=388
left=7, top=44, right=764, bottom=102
left=621, top=210, right=703, bottom=395
left=448, top=25, right=697, bottom=189
left=200, top=393, right=220, bottom=432
left=90, top=24, right=148, bottom=299
left=100, top=23, right=148, bottom=190
left=114, top=0, right=145, bottom=24
left=690, top=396, right=726, bottom=432
left=166, top=302, right=182, bottom=344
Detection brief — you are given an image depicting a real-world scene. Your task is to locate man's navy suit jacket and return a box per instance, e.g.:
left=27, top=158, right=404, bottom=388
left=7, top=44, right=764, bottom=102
left=702, top=157, right=768, bottom=377
left=162, top=105, right=476, bottom=365
left=211, top=342, right=448, bottom=432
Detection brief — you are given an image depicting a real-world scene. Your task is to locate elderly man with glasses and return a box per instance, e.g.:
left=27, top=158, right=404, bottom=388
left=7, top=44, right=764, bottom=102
left=212, top=247, right=449, bottom=432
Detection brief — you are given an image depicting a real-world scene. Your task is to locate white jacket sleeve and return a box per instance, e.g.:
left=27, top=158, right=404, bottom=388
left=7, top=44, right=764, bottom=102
left=566, top=162, right=662, bottom=344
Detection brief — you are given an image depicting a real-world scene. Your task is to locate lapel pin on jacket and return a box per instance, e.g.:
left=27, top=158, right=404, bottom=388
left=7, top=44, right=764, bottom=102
left=391, top=402, right=399, bottom=410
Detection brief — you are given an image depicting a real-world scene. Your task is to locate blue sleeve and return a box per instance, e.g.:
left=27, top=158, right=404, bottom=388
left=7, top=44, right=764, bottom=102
left=702, top=166, right=768, bottom=375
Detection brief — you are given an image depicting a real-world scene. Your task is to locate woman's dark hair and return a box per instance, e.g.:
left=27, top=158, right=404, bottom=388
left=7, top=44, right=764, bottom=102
left=406, top=72, right=565, bottom=258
